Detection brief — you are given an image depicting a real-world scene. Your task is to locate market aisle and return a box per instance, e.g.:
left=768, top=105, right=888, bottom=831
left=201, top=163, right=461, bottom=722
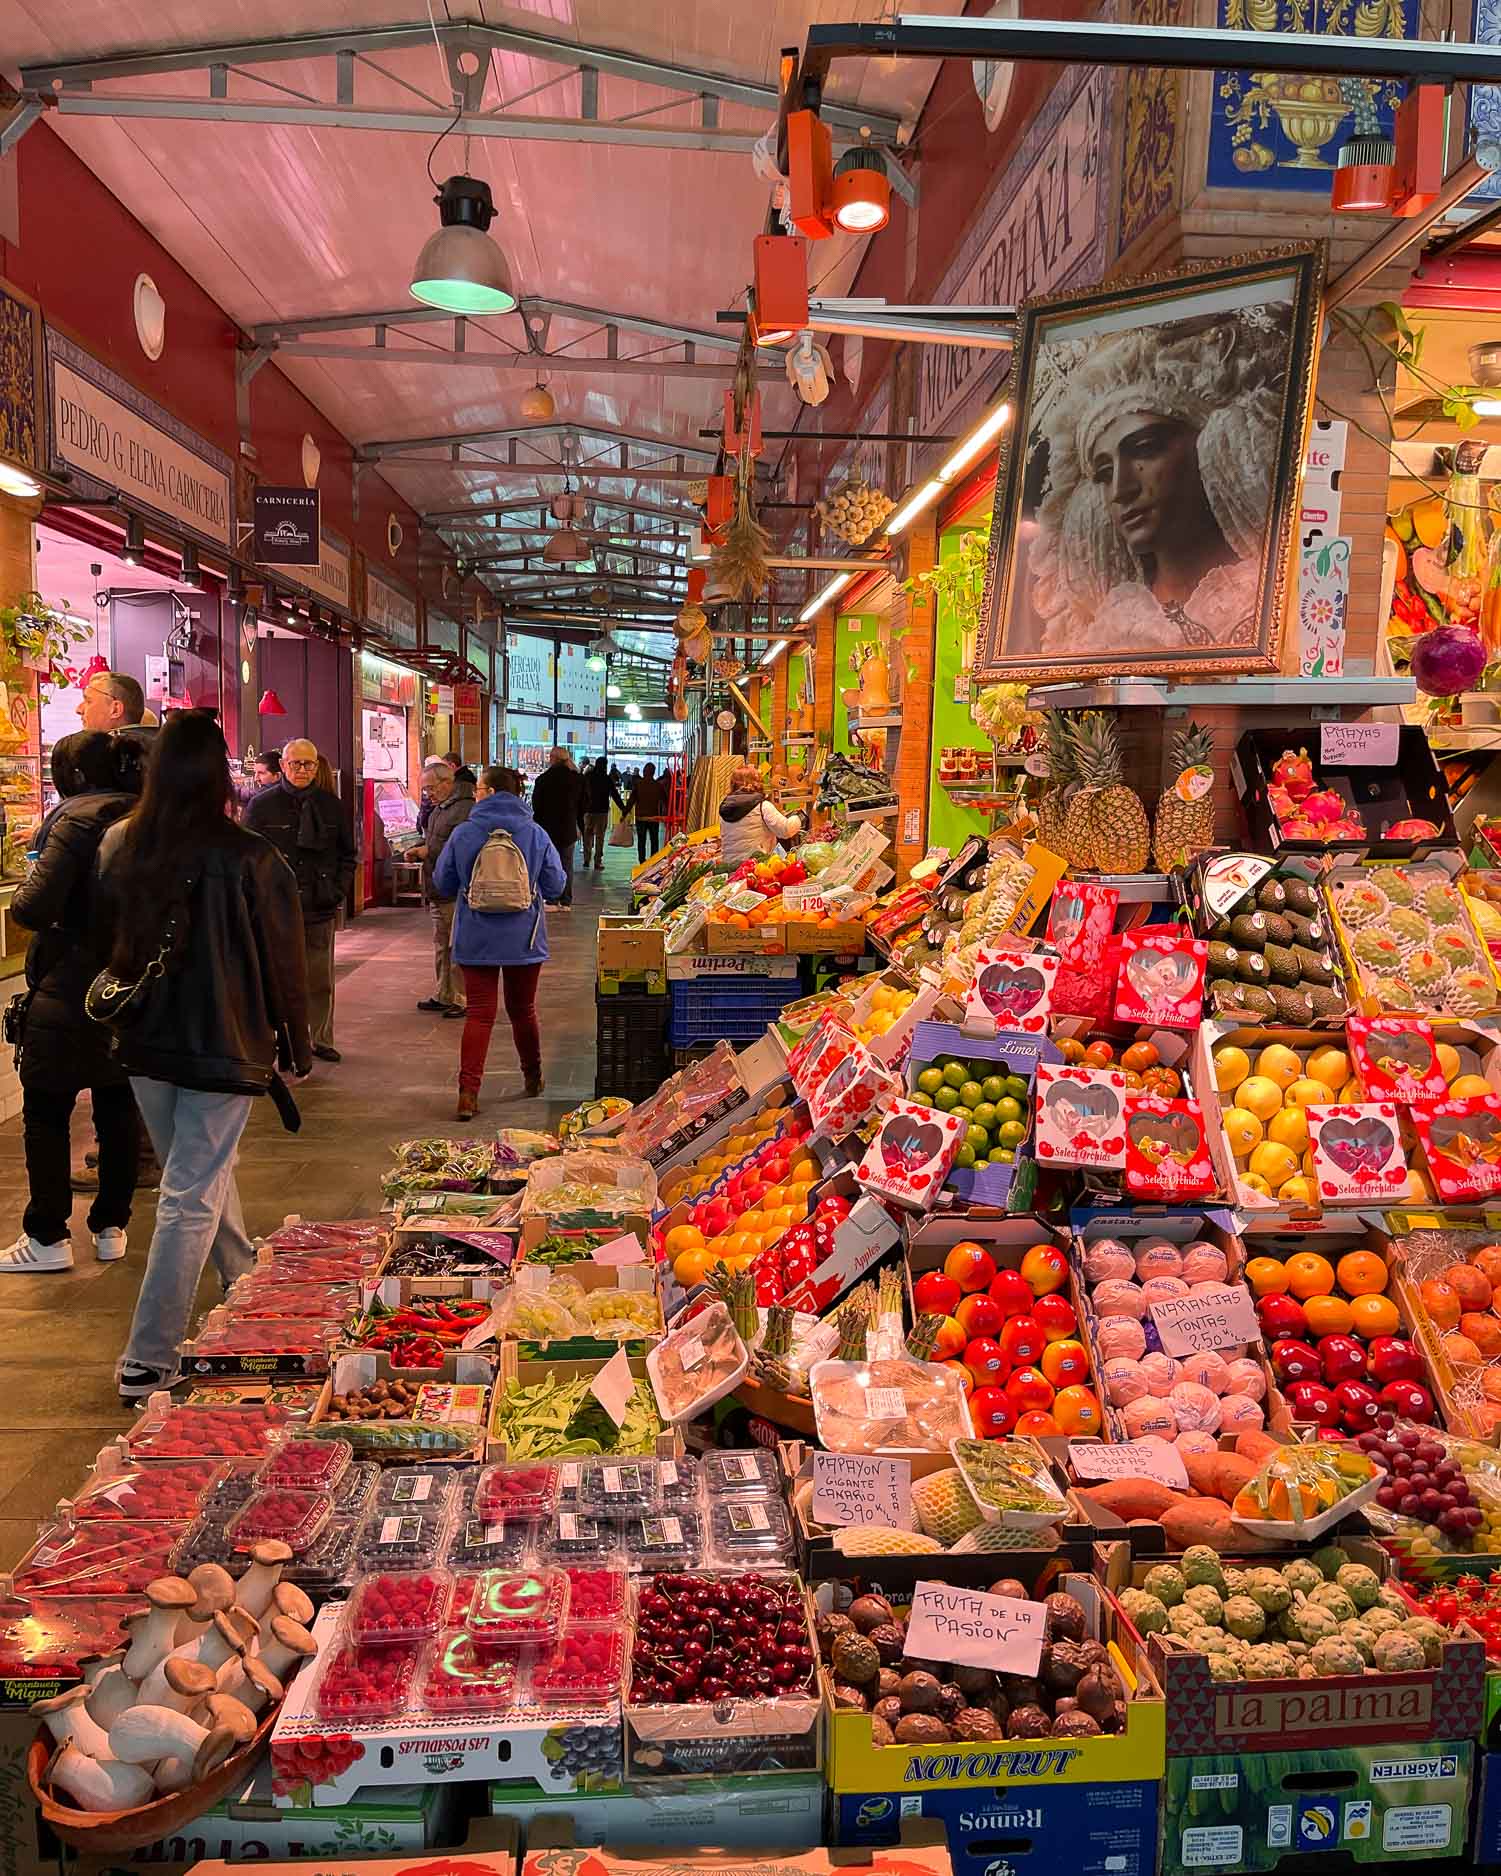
left=0, top=843, right=630, bottom=1565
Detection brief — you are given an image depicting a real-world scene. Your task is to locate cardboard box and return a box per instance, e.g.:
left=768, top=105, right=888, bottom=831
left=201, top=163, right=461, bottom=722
left=666, top=951, right=801, bottom=980
left=778, top=1168, right=904, bottom=1316
left=831, top=1778, right=1159, bottom=1876
left=1232, top=725, right=1456, bottom=861
left=786, top=919, right=867, bottom=955
left=1161, top=1740, right=1472, bottom=1875
left=501, top=1261, right=663, bottom=1361
left=485, top=1344, right=679, bottom=1461
left=176, top=1817, right=519, bottom=1876
left=707, top=922, right=788, bottom=956
left=524, top=1815, right=953, bottom=1876
left=905, top=1020, right=1061, bottom=1210
left=598, top=916, right=668, bottom=979
left=1192, top=1022, right=1345, bottom=1216
left=492, top=1773, right=826, bottom=1851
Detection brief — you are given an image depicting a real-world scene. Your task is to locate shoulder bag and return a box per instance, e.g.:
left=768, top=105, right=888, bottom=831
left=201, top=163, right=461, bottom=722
left=85, top=874, right=196, bottom=1032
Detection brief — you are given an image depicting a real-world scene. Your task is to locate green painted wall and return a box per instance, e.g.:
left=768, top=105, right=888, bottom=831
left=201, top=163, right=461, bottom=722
left=833, top=612, right=879, bottom=755
left=927, top=525, right=992, bottom=857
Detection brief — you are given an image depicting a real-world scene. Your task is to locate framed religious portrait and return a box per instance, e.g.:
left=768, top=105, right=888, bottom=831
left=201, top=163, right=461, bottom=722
left=975, top=245, right=1324, bottom=682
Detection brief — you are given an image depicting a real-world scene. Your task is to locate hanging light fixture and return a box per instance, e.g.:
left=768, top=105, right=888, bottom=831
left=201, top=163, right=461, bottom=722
left=409, top=176, right=517, bottom=313
left=607, top=682, right=622, bottom=699
left=179, top=540, right=200, bottom=584
left=0, top=459, right=41, bottom=498
left=121, top=516, right=145, bottom=567
left=624, top=700, right=642, bottom=720
left=1330, top=79, right=1395, bottom=212
left=520, top=383, right=556, bottom=421
left=831, top=148, right=891, bottom=233
left=543, top=526, right=589, bottom=564
left=258, top=689, right=288, bottom=717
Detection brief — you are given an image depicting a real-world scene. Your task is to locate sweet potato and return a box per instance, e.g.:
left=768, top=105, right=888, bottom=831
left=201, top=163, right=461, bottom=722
left=1180, top=1448, right=1224, bottom=1498
left=1160, top=1496, right=1237, bottom=1551
left=1076, top=1478, right=1182, bottom=1522
left=1211, top=1452, right=1259, bottom=1502
left=1235, top=1429, right=1281, bottom=1463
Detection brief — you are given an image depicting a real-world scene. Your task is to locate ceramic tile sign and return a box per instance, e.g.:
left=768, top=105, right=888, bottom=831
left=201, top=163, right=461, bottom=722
left=1035, top=1063, right=1128, bottom=1170
left=1123, top=1095, right=1217, bottom=1200
left=1048, top=881, right=1120, bottom=1019
left=1347, top=1016, right=1448, bottom=1104
left=963, top=943, right=1058, bottom=1037
left=1297, top=534, right=1350, bottom=679
left=904, top=1580, right=1046, bottom=1676
left=1307, top=1102, right=1409, bottom=1206
left=1410, top=1094, right=1501, bottom=1203
left=856, top=1097, right=966, bottom=1212
left=1113, top=931, right=1208, bottom=1029
left=809, top=1041, right=899, bottom=1141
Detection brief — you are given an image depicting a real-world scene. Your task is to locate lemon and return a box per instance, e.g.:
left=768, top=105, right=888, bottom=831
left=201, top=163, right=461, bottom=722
left=1450, top=1073, right=1493, bottom=1101
left=1338, top=1079, right=1365, bottom=1102
left=1256, top=1043, right=1304, bottom=1090
left=1249, top=1140, right=1300, bottom=1187
left=1306, top=1046, right=1350, bottom=1091
left=1213, top=1045, right=1252, bottom=1094
left=1278, top=1174, right=1317, bottom=1207
left=1222, top=1106, right=1264, bottom=1158
left=1240, top=1172, right=1273, bottom=1197
left=1436, top=1043, right=1462, bottom=1084
left=1405, top=1166, right=1435, bottom=1203
left=1285, top=1077, right=1336, bottom=1108
left=1267, top=1106, right=1310, bottom=1155
left=1303, top=1148, right=1318, bottom=1176
left=1236, top=1075, right=1285, bottom=1122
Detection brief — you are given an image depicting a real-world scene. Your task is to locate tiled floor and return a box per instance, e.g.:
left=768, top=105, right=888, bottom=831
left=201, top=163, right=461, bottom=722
left=0, top=846, right=628, bottom=1569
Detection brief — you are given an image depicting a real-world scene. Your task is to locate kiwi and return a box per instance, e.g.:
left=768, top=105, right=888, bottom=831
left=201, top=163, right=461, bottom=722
left=1229, top=912, right=1269, bottom=951
left=1284, top=879, right=1319, bottom=916
left=1260, top=912, right=1294, bottom=947
left=1268, top=984, right=1316, bottom=1024
left=1285, top=911, right=1328, bottom=948
left=1294, top=945, right=1335, bottom=987
left=1206, top=941, right=1241, bottom=978
left=1263, top=942, right=1300, bottom=986
left=1236, top=951, right=1270, bottom=986
left=1307, top=983, right=1346, bottom=1019
left=1257, top=879, right=1288, bottom=913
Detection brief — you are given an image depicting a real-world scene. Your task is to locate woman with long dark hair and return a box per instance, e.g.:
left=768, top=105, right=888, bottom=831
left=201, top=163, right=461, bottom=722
left=0, top=732, right=140, bottom=1274
left=96, top=711, right=311, bottom=1399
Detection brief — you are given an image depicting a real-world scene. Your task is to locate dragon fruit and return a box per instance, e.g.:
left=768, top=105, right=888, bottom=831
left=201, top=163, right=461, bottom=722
left=1383, top=818, right=1441, bottom=841
left=1301, top=789, right=1345, bottom=825
left=1271, top=749, right=1315, bottom=797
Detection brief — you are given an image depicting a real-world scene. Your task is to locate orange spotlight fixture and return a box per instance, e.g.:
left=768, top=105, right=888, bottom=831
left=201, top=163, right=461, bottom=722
left=832, top=150, right=891, bottom=233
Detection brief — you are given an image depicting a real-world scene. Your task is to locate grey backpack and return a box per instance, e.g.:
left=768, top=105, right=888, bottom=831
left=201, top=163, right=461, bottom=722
left=466, top=828, right=534, bottom=914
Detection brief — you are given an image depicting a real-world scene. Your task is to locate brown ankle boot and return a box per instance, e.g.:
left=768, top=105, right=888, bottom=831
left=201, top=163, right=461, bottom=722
left=524, top=1074, right=545, bottom=1098
left=455, top=1089, right=479, bottom=1121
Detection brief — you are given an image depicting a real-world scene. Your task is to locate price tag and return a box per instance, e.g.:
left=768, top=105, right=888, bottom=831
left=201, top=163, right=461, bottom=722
left=592, top=1232, right=646, bottom=1267
left=460, top=1314, right=495, bottom=1350
left=904, top=1580, right=1046, bottom=1676
left=678, top=1335, right=706, bottom=1373
left=864, top=1386, right=907, bottom=1422
left=1150, top=1283, right=1261, bottom=1356
left=589, top=1347, right=635, bottom=1428
left=1070, top=1437, right=1189, bottom=1491
left=389, top=1474, right=434, bottom=1503
left=516, top=1263, right=550, bottom=1295
left=812, top=1452, right=913, bottom=1529
left=725, top=1453, right=761, bottom=1480
left=1320, top=721, right=1399, bottom=767
left=729, top=1502, right=770, bottom=1532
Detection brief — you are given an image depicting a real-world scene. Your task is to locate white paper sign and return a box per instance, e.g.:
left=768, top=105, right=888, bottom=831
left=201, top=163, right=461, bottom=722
left=591, top=1232, right=646, bottom=1267
left=905, top=1580, right=1047, bottom=1675
left=1071, top=1436, right=1189, bottom=1491
left=1150, top=1283, right=1261, bottom=1356
left=812, top=1452, right=913, bottom=1530
left=588, top=1347, right=635, bottom=1427
left=1320, top=721, right=1399, bottom=768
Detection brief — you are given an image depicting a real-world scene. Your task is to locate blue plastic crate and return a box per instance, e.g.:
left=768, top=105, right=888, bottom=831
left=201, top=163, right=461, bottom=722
left=667, top=975, right=802, bottom=1046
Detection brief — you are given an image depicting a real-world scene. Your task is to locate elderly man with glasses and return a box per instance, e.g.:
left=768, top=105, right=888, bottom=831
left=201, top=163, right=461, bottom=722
left=243, top=737, right=355, bottom=1062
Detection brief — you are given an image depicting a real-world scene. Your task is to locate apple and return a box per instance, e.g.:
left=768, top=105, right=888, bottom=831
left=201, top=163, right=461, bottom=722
left=1286, top=1379, right=1338, bottom=1424
left=989, top=1269, right=1036, bottom=1319
left=1378, top=1379, right=1436, bottom=1423
left=1272, top=1338, right=1322, bottom=1382
left=964, top=1338, right=1008, bottom=1386
left=1019, top=1244, right=1069, bottom=1296
left=1319, top=1335, right=1367, bottom=1385
left=914, top=1271, right=962, bottom=1318
left=1032, top=1294, right=1079, bottom=1341
left=942, top=1358, right=976, bottom=1397
left=1333, top=1379, right=1381, bottom=1429
left=968, top=1386, right=1016, bottom=1438
left=998, top=1314, right=1045, bottom=1367
left=1004, top=1366, right=1056, bottom=1412
left=955, top=1293, right=1004, bottom=1341
left=1257, top=1293, right=1308, bottom=1341
left=944, top=1243, right=998, bottom=1293
left=1366, top=1336, right=1423, bottom=1384
left=932, top=1316, right=968, bottom=1362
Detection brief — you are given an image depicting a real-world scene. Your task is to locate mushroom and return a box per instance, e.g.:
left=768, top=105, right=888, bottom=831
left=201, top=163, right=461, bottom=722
left=258, top=1616, right=318, bottom=1684
left=33, top=1687, right=112, bottom=1760
left=49, top=1743, right=154, bottom=1813
left=82, top=1661, right=138, bottom=1734
left=79, top=1648, right=125, bottom=1688
left=140, top=1656, right=217, bottom=1714
left=122, top=1579, right=196, bottom=1682
left=182, top=1609, right=255, bottom=1675
left=175, top=1563, right=237, bottom=1644
left=110, top=1705, right=239, bottom=1784
left=219, top=1655, right=282, bottom=1714
left=236, top=1541, right=292, bottom=1619
left=258, top=1580, right=313, bottom=1644
left=203, top=1693, right=257, bottom=1747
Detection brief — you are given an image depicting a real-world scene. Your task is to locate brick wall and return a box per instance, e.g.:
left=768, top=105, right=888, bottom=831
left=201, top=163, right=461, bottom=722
left=895, top=520, right=939, bottom=880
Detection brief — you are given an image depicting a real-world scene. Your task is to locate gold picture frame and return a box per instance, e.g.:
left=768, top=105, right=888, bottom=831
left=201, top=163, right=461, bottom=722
left=975, top=243, right=1325, bottom=683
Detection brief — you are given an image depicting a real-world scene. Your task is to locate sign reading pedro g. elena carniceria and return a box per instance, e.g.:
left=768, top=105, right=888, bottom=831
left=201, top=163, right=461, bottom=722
left=46, top=329, right=233, bottom=547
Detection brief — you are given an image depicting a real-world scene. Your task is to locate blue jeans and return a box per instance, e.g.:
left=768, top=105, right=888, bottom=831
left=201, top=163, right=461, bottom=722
left=124, top=1079, right=255, bottom=1372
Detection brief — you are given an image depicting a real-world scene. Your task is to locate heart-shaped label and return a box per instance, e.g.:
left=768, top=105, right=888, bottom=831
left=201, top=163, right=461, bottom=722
left=977, top=961, right=1046, bottom=1022
left=1320, top=1116, right=1396, bottom=1175
left=881, top=1115, right=942, bottom=1174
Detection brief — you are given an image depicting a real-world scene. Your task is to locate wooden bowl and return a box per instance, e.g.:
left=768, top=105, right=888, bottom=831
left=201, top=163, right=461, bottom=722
left=27, top=1708, right=276, bottom=1852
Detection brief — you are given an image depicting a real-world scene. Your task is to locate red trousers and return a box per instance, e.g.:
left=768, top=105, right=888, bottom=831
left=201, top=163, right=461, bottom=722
left=458, top=962, right=543, bottom=1092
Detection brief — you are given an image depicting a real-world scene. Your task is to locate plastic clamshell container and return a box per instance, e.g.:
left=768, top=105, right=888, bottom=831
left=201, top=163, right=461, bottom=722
left=646, top=1300, right=749, bottom=1426
left=355, top=1507, right=448, bottom=1573
left=257, top=1437, right=352, bottom=1494
left=331, top=1460, right=380, bottom=1518
left=561, top=1567, right=629, bottom=1627
left=373, top=1467, right=456, bottom=1513
left=283, top=1516, right=361, bottom=1595
left=170, top=1516, right=251, bottom=1580
left=12, top=1519, right=185, bottom=1597
left=315, top=1637, right=423, bottom=1721
left=125, top=1400, right=291, bottom=1462
left=226, top=1487, right=333, bottom=1555
left=348, top=1568, right=452, bottom=1643
left=556, top=1461, right=585, bottom=1509
left=809, top=1356, right=975, bottom=1455
left=657, top=1457, right=701, bottom=1508
left=541, top=1514, right=623, bottom=1565
left=473, top=1462, right=560, bottom=1523
left=199, top=1460, right=263, bottom=1516
left=529, top=1626, right=626, bottom=1705
left=621, top=1510, right=703, bottom=1573
left=443, top=1514, right=534, bottom=1572
left=699, top=1448, right=780, bottom=1500
left=578, top=1459, right=663, bottom=1518
left=466, top=1567, right=570, bottom=1644
left=947, top=1436, right=1071, bottom=1528
left=707, top=1496, right=795, bottom=1567
left=421, top=1629, right=523, bottom=1714
left=69, top=1460, right=227, bottom=1522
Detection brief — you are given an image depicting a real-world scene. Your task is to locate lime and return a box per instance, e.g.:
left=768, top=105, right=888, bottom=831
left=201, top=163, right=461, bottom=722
left=934, top=1086, right=959, bottom=1112
left=971, top=1101, right=998, bottom=1130
left=1002, top=1075, right=1030, bottom=1102
left=980, top=1075, right=1006, bottom=1104
left=959, top=1080, right=985, bottom=1109
left=916, top=1067, right=945, bottom=1096
left=943, top=1061, right=969, bottom=1090
left=950, top=1106, right=973, bottom=1126
left=954, top=1144, right=977, bottom=1169
left=998, top=1118, right=1027, bottom=1148
left=990, top=1147, right=1016, bottom=1164
left=966, top=1125, right=990, bottom=1155
left=995, top=1095, right=1023, bottom=1124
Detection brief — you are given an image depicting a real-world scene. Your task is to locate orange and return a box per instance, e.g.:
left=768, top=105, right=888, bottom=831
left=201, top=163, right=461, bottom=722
left=761, top=1186, right=787, bottom=1212
left=1349, top=1293, right=1400, bottom=1339
left=1285, top=1252, right=1335, bottom=1300
left=1334, top=1250, right=1388, bottom=1297
left=729, top=913, right=750, bottom=931
left=1245, top=1256, right=1290, bottom=1297
left=789, top=1155, right=819, bottom=1180
left=664, top=1224, right=706, bottom=1260
left=1302, top=1294, right=1354, bottom=1337
left=727, top=1232, right=758, bottom=1259
left=672, top=1247, right=715, bottom=1289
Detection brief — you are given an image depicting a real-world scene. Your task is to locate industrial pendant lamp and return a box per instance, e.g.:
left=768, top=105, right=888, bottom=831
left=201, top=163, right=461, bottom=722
left=410, top=176, right=517, bottom=313
left=831, top=149, right=891, bottom=233
left=543, top=525, right=589, bottom=564
left=521, top=383, right=556, bottom=421
left=1330, top=79, right=1395, bottom=212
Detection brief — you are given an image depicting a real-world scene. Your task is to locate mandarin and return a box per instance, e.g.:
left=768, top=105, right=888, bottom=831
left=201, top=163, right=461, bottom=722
left=1302, top=1294, right=1354, bottom=1337
left=1349, top=1293, right=1399, bottom=1338
left=1285, top=1252, right=1336, bottom=1299
left=1334, top=1250, right=1388, bottom=1297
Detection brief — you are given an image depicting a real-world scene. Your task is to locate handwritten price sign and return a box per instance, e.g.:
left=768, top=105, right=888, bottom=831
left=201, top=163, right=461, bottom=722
left=1320, top=721, right=1398, bottom=768
left=1070, top=1436, right=1188, bottom=1491
left=812, top=1453, right=912, bottom=1530
left=1149, top=1282, right=1260, bottom=1357
left=904, top=1581, right=1046, bottom=1675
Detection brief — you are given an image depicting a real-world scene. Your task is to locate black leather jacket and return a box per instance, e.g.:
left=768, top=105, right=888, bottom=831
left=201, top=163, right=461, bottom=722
left=242, top=778, right=355, bottom=924
left=12, top=789, right=137, bottom=1091
left=96, top=821, right=313, bottom=1093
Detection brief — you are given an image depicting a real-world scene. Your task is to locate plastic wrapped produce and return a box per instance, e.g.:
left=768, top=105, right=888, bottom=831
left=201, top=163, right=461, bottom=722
left=810, top=1355, right=973, bottom=1454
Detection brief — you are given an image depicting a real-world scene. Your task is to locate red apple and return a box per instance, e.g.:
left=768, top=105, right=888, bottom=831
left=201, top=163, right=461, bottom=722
left=998, top=1314, right=1045, bottom=1367
left=914, top=1271, right=962, bottom=1319
left=942, top=1359, right=975, bottom=1398
left=968, top=1386, right=1016, bottom=1438
left=1378, top=1379, right=1436, bottom=1423
left=944, top=1242, right=998, bottom=1294
left=1033, top=1294, right=1079, bottom=1341
left=1333, top=1379, right=1381, bottom=1429
left=1272, top=1338, right=1322, bottom=1383
left=1019, top=1244, right=1069, bottom=1296
left=1366, top=1336, right=1423, bottom=1384
left=989, top=1269, right=1036, bottom=1319
left=1257, top=1293, right=1308, bottom=1341
left=1004, top=1366, right=1056, bottom=1412
left=955, top=1293, right=1004, bottom=1341
left=932, top=1316, right=968, bottom=1362
left=963, top=1338, right=1008, bottom=1386
left=1286, top=1379, right=1338, bottom=1424
left=697, top=1200, right=732, bottom=1239
left=1319, top=1335, right=1367, bottom=1385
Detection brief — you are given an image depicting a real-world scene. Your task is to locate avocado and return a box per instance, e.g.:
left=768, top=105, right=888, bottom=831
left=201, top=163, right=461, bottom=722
left=1268, top=984, right=1316, bottom=1024
left=1256, top=879, right=1288, bottom=913
left=1206, top=941, right=1241, bottom=978
left=1285, top=911, right=1328, bottom=948
left=1207, top=918, right=1233, bottom=943
left=1294, top=945, right=1336, bottom=987
left=1307, top=983, right=1346, bottom=1019
left=1229, top=911, right=1270, bottom=951
left=1260, top=912, right=1294, bottom=947
left=1283, top=879, right=1320, bottom=916
left=1236, top=950, right=1270, bottom=986
left=1239, top=984, right=1277, bottom=1018
left=1263, top=942, right=1300, bottom=986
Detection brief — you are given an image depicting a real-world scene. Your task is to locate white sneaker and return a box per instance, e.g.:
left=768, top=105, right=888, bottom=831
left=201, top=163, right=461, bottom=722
left=94, top=1228, right=128, bottom=1263
left=0, top=1233, right=73, bottom=1273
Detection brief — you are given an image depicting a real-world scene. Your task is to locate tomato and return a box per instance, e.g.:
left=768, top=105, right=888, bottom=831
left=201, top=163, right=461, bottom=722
left=1056, top=1037, right=1086, bottom=1064
left=1084, top=1040, right=1115, bottom=1068
left=1122, top=1041, right=1160, bottom=1072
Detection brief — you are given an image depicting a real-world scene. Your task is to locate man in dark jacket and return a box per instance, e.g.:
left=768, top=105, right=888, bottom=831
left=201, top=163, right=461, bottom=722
left=412, top=762, right=475, bottom=1015
left=581, top=756, right=626, bottom=870
left=625, top=762, right=666, bottom=862
left=529, top=747, right=586, bottom=911
left=243, top=737, right=355, bottom=1061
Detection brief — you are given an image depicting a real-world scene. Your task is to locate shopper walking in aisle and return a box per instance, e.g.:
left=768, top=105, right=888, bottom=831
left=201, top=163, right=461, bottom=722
left=530, top=746, right=585, bottom=911
left=435, top=765, right=565, bottom=1120
left=717, top=763, right=803, bottom=869
left=243, top=736, right=354, bottom=1063
left=0, top=734, right=141, bottom=1274
left=625, top=762, right=666, bottom=861
left=251, top=749, right=281, bottom=792
left=412, top=760, right=474, bottom=1016
left=581, top=755, right=626, bottom=870
left=95, top=711, right=311, bottom=1398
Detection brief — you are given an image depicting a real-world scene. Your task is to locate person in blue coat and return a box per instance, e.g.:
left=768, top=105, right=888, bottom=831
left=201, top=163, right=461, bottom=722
left=434, top=766, right=566, bottom=1120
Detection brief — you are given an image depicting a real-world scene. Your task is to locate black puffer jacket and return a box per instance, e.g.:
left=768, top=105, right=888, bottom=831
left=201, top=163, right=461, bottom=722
left=12, top=789, right=137, bottom=1092
left=242, top=778, right=355, bottom=924
left=96, top=821, right=313, bottom=1094
left=531, top=762, right=586, bottom=849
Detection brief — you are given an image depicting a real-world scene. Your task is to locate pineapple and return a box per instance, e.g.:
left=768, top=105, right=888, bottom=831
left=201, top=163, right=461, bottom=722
left=1060, top=711, right=1151, bottom=875
left=1034, top=711, right=1076, bottom=856
left=1152, top=721, right=1216, bottom=872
